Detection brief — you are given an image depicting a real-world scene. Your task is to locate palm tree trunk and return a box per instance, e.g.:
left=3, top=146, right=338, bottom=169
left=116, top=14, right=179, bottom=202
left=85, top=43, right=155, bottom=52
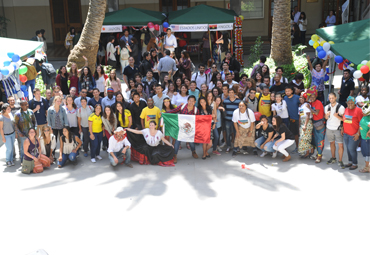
left=67, top=0, right=107, bottom=73
left=270, top=0, right=292, bottom=65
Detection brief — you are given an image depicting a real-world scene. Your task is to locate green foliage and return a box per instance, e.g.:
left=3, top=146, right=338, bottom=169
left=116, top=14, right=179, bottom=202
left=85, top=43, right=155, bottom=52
left=35, top=76, right=46, bottom=97
left=247, top=36, right=263, bottom=68
left=241, top=48, right=312, bottom=88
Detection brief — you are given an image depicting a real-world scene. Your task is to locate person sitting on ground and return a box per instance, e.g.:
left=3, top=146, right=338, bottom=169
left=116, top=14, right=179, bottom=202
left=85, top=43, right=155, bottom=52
left=272, top=116, right=295, bottom=162
left=108, top=127, right=132, bottom=168
left=39, top=125, right=57, bottom=164
left=58, top=127, right=82, bottom=168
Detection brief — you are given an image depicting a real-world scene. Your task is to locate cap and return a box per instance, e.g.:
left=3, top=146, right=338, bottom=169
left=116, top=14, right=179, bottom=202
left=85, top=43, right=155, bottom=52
left=107, top=87, right=114, bottom=92
left=114, top=127, right=125, bottom=133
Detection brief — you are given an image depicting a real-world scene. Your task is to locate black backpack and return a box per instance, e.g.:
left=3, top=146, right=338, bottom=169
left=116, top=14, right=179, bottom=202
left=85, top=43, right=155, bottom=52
left=144, top=32, right=151, bottom=45
left=42, top=63, right=56, bottom=78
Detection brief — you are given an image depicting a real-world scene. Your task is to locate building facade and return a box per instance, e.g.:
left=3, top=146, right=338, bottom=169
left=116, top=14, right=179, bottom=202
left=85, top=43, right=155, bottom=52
left=1, top=0, right=368, bottom=45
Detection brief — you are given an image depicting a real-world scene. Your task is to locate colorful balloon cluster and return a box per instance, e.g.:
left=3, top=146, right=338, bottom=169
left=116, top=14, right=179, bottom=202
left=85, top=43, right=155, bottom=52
left=147, top=22, right=168, bottom=32
left=354, top=60, right=370, bottom=81
left=0, top=52, right=23, bottom=78
left=309, top=34, right=333, bottom=60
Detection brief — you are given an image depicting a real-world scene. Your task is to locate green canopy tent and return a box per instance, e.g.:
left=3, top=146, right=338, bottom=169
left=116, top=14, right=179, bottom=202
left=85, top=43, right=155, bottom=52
left=316, top=19, right=370, bottom=66
left=102, top=7, right=166, bottom=31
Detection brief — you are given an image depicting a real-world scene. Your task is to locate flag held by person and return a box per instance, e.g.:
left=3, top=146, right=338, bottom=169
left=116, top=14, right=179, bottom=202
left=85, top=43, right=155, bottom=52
left=162, top=113, right=212, bottom=143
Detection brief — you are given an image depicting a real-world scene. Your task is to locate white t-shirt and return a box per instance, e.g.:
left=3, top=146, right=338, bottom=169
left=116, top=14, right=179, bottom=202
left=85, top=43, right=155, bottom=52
left=271, top=101, right=289, bottom=119
left=355, top=95, right=369, bottom=107
left=106, top=42, right=116, bottom=61
left=171, top=94, right=188, bottom=106
left=142, top=129, right=163, bottom=147
left=299, top=103, right=311, bottom=119
left=324, top=103, right=345, bottom=130
left=223, top=80, right=238, bottom=89
left=96, top=76, right=105, bottom=93
left=232, top=108, right=255, bottom=129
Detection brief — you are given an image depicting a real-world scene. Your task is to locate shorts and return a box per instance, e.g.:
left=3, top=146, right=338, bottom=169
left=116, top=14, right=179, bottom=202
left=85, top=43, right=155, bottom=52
left=326, top=129, right=343, bottom=143
left=289, top=119, right=299, bottom=136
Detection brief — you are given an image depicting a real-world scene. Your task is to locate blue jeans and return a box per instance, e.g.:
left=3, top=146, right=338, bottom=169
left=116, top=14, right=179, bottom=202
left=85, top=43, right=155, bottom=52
left=25, top=79, right=36, bottom=93
left=91, top=132, right=103, bottom=159
left=4, top=132, right=15, bottom=162
left=174, top=140, right=195, bottom=155
left=361, top=138, right=370, bottom=162
left=254, top=136, right=275, bottom=152
left=343, top=133, right=360, bottom=165
left=212, top=127, right=221, bottom=151
left=282, top=118, right=290, bottom=128
left=225, top=120, right=235, bottom=147
left=58, top=152, right=77, bottom=167
left=19, top=136, right=27, bottom=163
left=109, top=149, right=131, bottom=166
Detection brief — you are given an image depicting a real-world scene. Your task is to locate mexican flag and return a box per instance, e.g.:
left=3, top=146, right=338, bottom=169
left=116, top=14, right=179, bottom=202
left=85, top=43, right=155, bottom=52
left=162, top=113, right=212, bottom=143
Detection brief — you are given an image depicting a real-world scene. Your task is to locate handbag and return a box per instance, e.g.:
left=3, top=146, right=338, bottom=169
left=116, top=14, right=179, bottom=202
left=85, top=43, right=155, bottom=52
left=313, top=119, right=325, bottom=130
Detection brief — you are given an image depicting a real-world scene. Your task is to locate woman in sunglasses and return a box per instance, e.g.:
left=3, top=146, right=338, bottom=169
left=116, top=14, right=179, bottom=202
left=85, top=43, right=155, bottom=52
left=39, top=125, right=57, bottom=164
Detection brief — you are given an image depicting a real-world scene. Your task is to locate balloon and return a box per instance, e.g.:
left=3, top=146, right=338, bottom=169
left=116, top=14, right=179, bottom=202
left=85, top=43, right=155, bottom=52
left=239, top=15, right=244, bottom=20
left=163, top=22, right=169, bottom=28
left=254, top=112, right=262, bottom=121
left=316, top=46, right=323, bottom=52
left=19, top=74, right=27, bottom=83
left=357, top=64, right=364, bottom=70
left=3, top=61, right=11, bottom=67
left=335, top=56, right=344, bottom=64
left=19, top=65, right=28, bottom=75
left=324, top=75, right=329, bottom=81
left=21, top=85, right=28, bottom=91
left=320, top=40, right=327, bottom=46
left=0, top=68, right=9, bottom=75
left=313, top=42, right=319, bottom=49
left=7, top=52, right=14, bottom=58
left=326, top=50, right=334, bottom=58
left=122, top=26, right=127, bottom=30
left=366, top=61, right=370, bottom=68
left=338, top=63, right=344, bottom=70
left=7, top=65, right=14, bottom=74
left=11, top=54, right=20, bottom=62
left=318, top=50, right=327, bottom=59
left=361, top=65, right=370, bottom=74
left=361, top=60, right=368, bottom=65
left=154, top=24, right=160, bottom=31
left=353, top=70, right=362, bottom=79
left=359, top=77, right=365, bottom=82
left=12, top=62, right=19, bottom=70
left=326, top=67, right=329, bottom=73
left=309, top=40, right=314, bottom=46
left=149, top=27, right=155, bottom=32
left=17, top=59, right=22, bottom=66
left=147, top=22, right=154, bottom=28
left=323, top=42, right=330, bottom=52
left=328, top=41, right=335, bottom=45
left=311, top=34, right=319, bottom=41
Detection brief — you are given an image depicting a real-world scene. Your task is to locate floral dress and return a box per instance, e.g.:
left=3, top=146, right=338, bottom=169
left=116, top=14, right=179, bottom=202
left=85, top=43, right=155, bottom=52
left=298, top=102, right=313, bottom=154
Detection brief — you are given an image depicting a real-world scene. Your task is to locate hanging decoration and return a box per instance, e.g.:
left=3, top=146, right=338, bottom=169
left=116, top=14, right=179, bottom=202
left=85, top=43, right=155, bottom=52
left=234, top=16, right=244, bottom=66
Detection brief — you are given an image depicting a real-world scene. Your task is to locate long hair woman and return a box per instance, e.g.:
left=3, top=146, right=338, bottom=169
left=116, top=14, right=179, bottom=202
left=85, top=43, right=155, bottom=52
left=47, top=96, right=69, bottom=144
left=272, top=116, right=295, bottom=162
left=198, top=97, right=215, bottom=159
left=94, top=65, right=107, bottom=97
left=40, top=125, right=57, bottom=164
left=78, top=66, right=96, bottom=98
left=115, top=101, right=132, bottom=128
left=77, top=97, right=94, bottom=157
left=88, top=104, right=104, bottom=163
left=102, top=105, right=117, bottom=141
left=177, top=50, right=191, bottom=79
left=64, top=95, right=79, bottom=137
left=56, top=65, right=69, bottom=95
left=150, top=49, right=159, bottom=81
left=58, top=127, right=82, bottom=168
left=105, top=69, right=121, bottom=93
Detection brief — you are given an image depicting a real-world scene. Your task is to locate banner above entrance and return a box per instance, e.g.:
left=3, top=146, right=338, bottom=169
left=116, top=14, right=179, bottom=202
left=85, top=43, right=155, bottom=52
left=170, top=23, right=233, bottom=32
left=101, top=25, right=122, bottom=33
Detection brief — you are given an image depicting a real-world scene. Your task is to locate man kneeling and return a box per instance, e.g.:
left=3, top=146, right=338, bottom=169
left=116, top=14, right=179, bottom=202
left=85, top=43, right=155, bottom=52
left=108, top=127, right=133, bottom=168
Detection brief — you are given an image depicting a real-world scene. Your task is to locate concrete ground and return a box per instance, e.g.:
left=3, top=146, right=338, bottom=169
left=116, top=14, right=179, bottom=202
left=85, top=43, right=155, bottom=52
left=1, top=53, right=369, bottom=255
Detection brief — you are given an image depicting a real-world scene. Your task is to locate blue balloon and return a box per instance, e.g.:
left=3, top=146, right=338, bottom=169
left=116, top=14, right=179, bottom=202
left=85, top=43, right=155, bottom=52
left=316, top=46, right=323, bottom=52
left=11, top=54, right=20, bottom=62
left=318, top=50, right=327, bottom=59
left=0, top=68, right=9, bottom=75
left=324, top=75, right=329, bottom=81
left=326, top=67, right=329, bottom=73
left=309, top=40, right=314, bottom=46
left=3, top=61, right=11, bottom=67
left=163, top=22, right=169, bottom=28
left=23, top=90, right=29, bottom=98
left=7, top=52, right=14, bottom=58
left=335, top=56, right=344, bottom=64
left=21, top=85, right=28, bottom=92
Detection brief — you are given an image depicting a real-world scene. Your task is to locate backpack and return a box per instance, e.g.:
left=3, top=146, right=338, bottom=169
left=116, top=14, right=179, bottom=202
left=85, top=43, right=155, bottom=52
left=42, top=63, right=56, bottom=78
left=190, top=61, right=195, bottom=73
left=120, top=47, right=130, bottom=60
left=194, top=72, right=208, bottom=84
left=327, top=104, right=343, bottom=130
left=30, top=97, right=47, bottom=111
left=144, top=32, right=151, bottom=45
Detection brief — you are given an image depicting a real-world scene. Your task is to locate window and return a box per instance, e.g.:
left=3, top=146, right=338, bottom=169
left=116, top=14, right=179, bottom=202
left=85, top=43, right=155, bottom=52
left=241, top=0, right=264, bottom=19
left=160, top=0, right=190, bottom=12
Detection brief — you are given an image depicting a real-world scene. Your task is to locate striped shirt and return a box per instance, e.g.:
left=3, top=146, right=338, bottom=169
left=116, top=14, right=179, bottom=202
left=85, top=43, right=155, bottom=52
left=223, top=97, right=241, bottom=121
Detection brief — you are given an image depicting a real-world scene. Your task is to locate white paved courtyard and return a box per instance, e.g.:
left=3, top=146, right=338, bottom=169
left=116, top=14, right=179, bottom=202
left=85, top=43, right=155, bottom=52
left=1, top=139, right=370, bottom=255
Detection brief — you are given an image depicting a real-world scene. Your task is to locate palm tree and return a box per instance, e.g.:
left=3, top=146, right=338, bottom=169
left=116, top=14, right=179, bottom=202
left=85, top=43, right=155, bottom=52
left=270, top=0, right=292, bottom=65
left=67, top=0, right=107, bottom=72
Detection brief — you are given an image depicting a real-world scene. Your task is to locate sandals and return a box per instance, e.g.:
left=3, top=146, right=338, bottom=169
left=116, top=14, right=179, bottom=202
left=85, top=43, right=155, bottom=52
left=202, top=156, right=206, bottom=160
left=359, top=166, right=370, bottom=173
left=310, top=154, right=317, bottom=160
left=315, top=156, right=322, bottom=163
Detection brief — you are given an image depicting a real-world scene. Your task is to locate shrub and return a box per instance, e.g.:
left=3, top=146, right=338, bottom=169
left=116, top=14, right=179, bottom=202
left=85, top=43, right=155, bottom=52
left=248, top=36, right=263, bottom=68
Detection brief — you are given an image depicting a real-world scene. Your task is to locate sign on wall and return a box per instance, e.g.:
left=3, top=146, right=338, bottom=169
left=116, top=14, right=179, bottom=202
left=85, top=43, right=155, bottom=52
left=170, top=23, right=234, bottom=32
left=101, top=25, right=123, bottom=33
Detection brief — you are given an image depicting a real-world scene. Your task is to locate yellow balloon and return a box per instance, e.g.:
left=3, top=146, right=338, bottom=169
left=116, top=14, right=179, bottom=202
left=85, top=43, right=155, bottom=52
left=320, top=40, right=327, bottom=46
left=313, top=42, right=320, bottom=49
left=239, top=15, right=244, bottom=20
left=328, top=41, right=335, bottom=45
left=367, top=61, right=370, bottom=68
left=311, top=34, right=319, bottom=42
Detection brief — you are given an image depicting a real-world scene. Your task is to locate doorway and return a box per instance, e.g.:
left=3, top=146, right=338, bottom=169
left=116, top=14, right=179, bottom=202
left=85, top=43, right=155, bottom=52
left=268, top=0, right=301, bottom=39
left=49, top=0, right=83, bottom=45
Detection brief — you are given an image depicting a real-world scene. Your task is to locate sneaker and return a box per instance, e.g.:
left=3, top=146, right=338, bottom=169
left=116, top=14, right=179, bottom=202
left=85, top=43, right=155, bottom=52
left=338, top=161, right=345, bottom=169
left=226, top=147, right=231, bottom=153
left=272, top=151, right=277, bottom=158
left=84, top=153, right=88, bottom=157
left=91, top=158, right=96, bottom=163
left=212, top=151, right=221, bottom=156
left=239, top=149, right=249, bottom=155
left=327, top=158, right=337, bottom=164
left=10, top=161, right=15, bottom=166
left=220, top=142, right=226, bottom=148
left=6, top=161, right=12, bottom=167
left=291, top=148, right=299, bottom=154
left=260, top=152, right=268, bottom=158
left=217, top=146, right=222, bottom=152
left=357, top=147, right=361, bottom=152
left=96, top=155, right=103, bottom=160
left=232, top=151, right=237, bottom=157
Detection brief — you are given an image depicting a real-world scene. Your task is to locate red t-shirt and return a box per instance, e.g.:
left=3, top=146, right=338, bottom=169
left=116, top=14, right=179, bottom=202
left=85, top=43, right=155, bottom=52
left=343, top=107, right=363, bottom=136
left=310, top=100, right=324, bottom=121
